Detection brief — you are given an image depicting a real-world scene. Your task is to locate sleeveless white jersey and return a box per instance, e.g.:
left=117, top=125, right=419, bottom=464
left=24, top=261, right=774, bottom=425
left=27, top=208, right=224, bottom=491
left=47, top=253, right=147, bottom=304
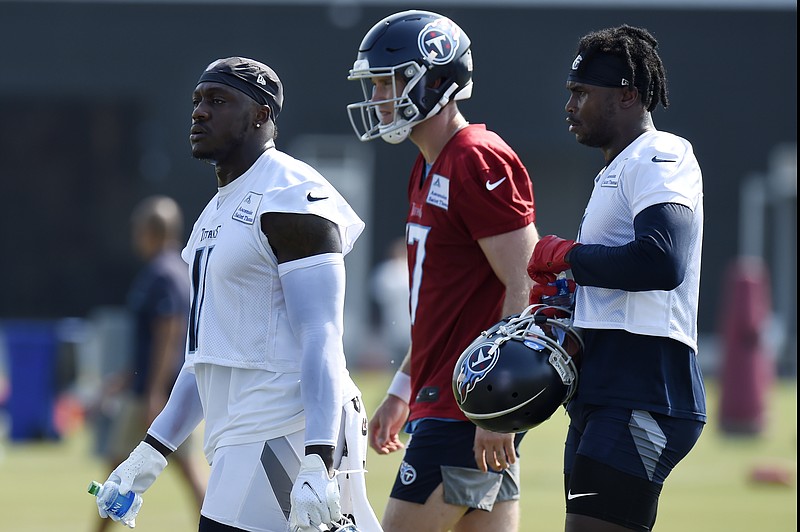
left=182, top=143, right=364, bottom=459
left=574, top=130, right=703, bottom=351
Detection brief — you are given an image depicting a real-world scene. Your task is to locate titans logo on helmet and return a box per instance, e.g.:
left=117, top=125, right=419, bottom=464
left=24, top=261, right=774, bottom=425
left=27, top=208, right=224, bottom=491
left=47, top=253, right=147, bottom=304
left=417, top=18, right=460, bottom=65
left=455, top=341, right=498, bottom=404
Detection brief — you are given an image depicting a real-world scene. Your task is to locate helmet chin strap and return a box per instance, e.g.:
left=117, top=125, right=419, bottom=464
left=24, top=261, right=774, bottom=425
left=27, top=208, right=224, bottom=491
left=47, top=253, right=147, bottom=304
left=380, top=124, right=412, bottom=144
left=379, top=83, right=462, bottom=144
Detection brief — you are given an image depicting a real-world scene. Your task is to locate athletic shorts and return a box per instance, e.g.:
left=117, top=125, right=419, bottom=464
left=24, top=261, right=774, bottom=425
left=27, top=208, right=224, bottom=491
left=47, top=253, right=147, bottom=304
left=563, top=402, right=704, bottom=531
left=201, top=395, right=382, bottom=532
left=390, top=419, right=523, bottom=511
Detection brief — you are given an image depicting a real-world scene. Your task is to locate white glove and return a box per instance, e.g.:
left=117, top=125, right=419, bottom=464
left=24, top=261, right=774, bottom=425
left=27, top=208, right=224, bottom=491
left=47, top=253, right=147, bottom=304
left=99, top=441, right=167, bottom=524
left=112, top=441, right=168, bottom=494
left=289, top=454, right=342, bottom=532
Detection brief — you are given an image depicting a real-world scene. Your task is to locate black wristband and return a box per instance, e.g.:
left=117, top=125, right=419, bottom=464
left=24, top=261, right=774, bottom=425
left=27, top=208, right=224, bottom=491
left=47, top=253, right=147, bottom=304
left=144, top=433, right=173, bottom=458
left=305, top=444, right=335, bottom=472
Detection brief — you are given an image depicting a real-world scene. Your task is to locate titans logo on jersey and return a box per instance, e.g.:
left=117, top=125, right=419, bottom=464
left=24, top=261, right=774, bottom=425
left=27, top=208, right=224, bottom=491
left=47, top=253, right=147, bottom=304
left=455, top=341, right=499, bottom=404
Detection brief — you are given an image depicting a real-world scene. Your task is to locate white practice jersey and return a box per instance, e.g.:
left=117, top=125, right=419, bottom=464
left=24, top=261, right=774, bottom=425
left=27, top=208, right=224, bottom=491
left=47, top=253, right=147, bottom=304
left=182, top=142, right=364, bottom=460
left=574, top=130, right=704, bottom=351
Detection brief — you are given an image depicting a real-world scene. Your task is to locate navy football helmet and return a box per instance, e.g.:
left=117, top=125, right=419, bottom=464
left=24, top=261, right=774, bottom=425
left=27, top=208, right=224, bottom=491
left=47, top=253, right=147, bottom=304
left=452, top=304, right=583, bottom=433
left=347, top=10, right=473, bottom=144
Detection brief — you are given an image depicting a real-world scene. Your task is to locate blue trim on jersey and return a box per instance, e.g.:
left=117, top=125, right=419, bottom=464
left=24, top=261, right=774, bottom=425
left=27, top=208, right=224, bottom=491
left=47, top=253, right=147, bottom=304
left=570, top=202, right=692, bottom=291
left=404, top=417, right=459, bottom=435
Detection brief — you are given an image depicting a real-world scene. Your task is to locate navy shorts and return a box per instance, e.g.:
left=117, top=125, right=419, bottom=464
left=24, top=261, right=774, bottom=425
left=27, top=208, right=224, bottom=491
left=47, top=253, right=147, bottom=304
left=564, top=402, right=704, bottom=530
left=389, top=419, right=523, bottom=511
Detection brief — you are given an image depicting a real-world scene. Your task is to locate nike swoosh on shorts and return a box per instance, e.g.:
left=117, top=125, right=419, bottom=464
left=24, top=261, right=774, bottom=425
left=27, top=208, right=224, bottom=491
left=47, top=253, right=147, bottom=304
left=567, top=490, right=599, bottom=500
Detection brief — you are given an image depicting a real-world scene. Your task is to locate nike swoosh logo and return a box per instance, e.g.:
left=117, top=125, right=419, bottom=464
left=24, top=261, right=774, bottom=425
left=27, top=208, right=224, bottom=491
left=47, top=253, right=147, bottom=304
left=485, top=177, right=507, bottom=190
left=567, top=490, right=599, bottom=500
left=307, top=193, right=329, bottom=202
left=301, top=481, right=323, bottom=503
left=651, top=156, right=677, bottom=163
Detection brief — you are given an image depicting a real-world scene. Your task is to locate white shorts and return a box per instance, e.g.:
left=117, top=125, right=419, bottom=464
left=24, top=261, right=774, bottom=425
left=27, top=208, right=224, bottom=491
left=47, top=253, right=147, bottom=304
left=200, top=395, right=382, bottom=532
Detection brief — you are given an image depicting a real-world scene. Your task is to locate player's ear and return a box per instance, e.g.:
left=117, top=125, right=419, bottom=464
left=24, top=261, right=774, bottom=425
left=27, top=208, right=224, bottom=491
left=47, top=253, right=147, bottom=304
left=619, top=86, right=640, bottom=109
left=255, top=104, right=271, bottom=128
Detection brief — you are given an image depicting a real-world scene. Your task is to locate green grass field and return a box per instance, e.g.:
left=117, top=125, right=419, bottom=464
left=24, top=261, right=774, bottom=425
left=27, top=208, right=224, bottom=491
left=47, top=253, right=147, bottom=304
left=0, top=374, right=795, bottom=531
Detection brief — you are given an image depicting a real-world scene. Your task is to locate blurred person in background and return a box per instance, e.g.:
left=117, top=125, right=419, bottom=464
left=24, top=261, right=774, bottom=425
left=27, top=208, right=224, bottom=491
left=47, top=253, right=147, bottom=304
left=370, top=237, right=411, bottom=366
left=94, top=195, right=206, bottom=532
left=347, top=10, right=538, bottom=532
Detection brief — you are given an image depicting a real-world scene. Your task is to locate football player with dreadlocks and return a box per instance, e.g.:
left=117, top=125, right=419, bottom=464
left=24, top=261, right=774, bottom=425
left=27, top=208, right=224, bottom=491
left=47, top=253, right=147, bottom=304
left=527, top=25, right=707, bottom=531
left=347, top=10, right=538, bottom=532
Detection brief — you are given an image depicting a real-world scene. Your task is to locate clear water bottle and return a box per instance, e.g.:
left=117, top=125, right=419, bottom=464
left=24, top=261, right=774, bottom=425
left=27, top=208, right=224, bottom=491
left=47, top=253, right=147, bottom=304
left=88, top=480, right=142, bottom=526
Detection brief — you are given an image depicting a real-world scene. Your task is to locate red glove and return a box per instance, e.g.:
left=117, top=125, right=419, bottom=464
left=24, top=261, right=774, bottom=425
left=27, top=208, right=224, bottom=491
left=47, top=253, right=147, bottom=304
left=527, top=235, right=581, bottom=285
left=528, top=279, right=577, bottom=305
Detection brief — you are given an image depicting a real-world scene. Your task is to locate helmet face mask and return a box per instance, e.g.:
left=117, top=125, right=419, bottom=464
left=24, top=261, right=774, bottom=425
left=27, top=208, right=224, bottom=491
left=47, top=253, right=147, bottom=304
left=347, top=10, right=473, bottom=143
left=452, top=305, right=583, bottom=433
left=348, top=60, right=425, bottom=144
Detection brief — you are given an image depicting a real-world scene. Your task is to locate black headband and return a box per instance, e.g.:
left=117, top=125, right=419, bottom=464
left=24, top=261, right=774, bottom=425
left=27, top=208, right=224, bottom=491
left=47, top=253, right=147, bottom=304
left=198, top=57, right=283, bottom=119
left=567, top=51, right=632, bottom=88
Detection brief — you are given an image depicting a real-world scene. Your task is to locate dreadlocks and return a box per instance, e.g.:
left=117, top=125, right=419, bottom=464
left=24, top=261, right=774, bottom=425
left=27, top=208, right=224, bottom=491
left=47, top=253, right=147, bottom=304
left=577, top=25, right=669, bottom=112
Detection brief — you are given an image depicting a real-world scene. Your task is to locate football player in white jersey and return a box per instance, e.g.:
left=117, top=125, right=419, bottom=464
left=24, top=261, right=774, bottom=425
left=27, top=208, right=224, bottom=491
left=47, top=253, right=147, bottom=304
left=95, top=57, right=382, bottom=532
left=526, top=26, right=707, bottom=532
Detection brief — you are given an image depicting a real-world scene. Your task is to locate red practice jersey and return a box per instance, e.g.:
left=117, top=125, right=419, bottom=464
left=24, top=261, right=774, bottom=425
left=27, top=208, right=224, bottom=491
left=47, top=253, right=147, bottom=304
left=405, top=124, right=535, bottom=422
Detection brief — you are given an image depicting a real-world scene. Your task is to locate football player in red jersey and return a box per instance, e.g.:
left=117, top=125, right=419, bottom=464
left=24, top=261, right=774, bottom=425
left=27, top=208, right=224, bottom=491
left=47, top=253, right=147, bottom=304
left=347, top=11, right=539, bottom=532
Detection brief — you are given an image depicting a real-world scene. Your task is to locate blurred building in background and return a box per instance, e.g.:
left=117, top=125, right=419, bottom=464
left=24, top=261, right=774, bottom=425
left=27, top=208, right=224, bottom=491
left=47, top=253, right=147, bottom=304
left=0, top=1, right=795, bottom=400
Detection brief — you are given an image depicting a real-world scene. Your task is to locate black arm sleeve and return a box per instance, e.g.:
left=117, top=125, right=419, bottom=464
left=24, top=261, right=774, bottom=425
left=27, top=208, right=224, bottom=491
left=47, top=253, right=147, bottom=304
left=569, top=202, right=693, bottom=292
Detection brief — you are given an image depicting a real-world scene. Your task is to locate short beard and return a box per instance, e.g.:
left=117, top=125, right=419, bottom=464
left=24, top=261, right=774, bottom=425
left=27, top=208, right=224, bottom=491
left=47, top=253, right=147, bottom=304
left=578, top=102, right=616, bottom=148
left=191, top=148, right=218, bottom=165
left=191, top=121, right=250, bottom=165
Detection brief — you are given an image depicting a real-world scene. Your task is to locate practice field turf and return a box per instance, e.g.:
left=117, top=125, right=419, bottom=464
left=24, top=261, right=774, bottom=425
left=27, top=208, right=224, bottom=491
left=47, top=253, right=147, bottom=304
left=0, top=375, right=795, bottom=531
